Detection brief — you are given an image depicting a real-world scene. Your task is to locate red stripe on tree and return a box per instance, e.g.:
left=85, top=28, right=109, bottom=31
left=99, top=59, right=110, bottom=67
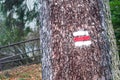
left=74, top=36, right=91, bottom=42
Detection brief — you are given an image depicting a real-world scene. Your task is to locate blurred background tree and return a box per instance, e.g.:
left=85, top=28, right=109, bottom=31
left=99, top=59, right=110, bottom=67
left=0, top=0, right=40, bottom=65
left=110, top=0, right=120, bottom=57
left=0, top=0, right=39, bottom=45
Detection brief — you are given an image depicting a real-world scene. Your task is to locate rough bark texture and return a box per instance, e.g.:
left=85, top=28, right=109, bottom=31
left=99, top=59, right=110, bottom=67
left=103, top=0, right=120, bottom=80
left=40, top=0, right=114, bottom=80
left=39, top=0, right=52, bottom=80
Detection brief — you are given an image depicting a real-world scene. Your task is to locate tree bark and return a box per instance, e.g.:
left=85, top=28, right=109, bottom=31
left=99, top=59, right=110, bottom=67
left=103, top=0, right=120, bottom=80
left=39, top=0, right=116, bottom=80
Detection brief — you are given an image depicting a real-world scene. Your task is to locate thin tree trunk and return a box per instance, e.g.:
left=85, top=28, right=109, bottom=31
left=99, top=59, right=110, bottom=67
left=39, top=0, right=117, bottom=80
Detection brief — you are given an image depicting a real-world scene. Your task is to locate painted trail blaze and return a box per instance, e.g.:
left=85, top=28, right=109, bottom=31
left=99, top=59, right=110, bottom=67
left=73, top=30, right=91, bottom=47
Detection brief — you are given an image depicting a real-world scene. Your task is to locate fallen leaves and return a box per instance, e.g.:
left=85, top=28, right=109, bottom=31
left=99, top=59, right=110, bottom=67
left=0, top=64, right=42, bottom=80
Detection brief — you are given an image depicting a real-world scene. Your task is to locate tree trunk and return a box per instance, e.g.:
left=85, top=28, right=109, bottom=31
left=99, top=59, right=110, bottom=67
left=39, top=0, right=118, bottom=80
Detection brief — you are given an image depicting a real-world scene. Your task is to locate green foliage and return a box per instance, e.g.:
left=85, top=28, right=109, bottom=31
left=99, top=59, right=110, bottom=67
left=0, top=75, right=5, bottom=80
left=110, top=1, right=120, bottom=56
left=0, top=20, right=29, bottom=45
left=0, top=0, right=39, bottom=46
left=1, top=0, right=24, bottom=12
left=19, top=78, right=26, bottom=80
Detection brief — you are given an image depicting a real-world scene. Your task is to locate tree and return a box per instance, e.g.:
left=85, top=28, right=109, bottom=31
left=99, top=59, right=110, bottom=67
left=0, top=0, right=40, bottom=65
left=40, top=0, right=120, bottom=80
left=0, top=0, right=39, bottom=43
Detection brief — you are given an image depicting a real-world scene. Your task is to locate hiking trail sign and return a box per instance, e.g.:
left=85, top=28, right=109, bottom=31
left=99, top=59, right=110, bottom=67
left=73, top=30, right=91, bottom=47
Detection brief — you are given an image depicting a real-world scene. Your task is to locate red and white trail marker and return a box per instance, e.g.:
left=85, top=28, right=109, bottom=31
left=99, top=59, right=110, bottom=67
left=73, top=30, right=91, bottom=47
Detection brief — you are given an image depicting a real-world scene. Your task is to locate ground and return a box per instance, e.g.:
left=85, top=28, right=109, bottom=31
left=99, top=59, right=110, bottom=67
left=0, top=64, right=42, bottom=80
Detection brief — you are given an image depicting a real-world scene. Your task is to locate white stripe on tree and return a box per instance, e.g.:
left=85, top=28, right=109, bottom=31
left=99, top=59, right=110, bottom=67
left=75, top=41, right=91, bottom=47
left=73, top=31, right=89, bottom=36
